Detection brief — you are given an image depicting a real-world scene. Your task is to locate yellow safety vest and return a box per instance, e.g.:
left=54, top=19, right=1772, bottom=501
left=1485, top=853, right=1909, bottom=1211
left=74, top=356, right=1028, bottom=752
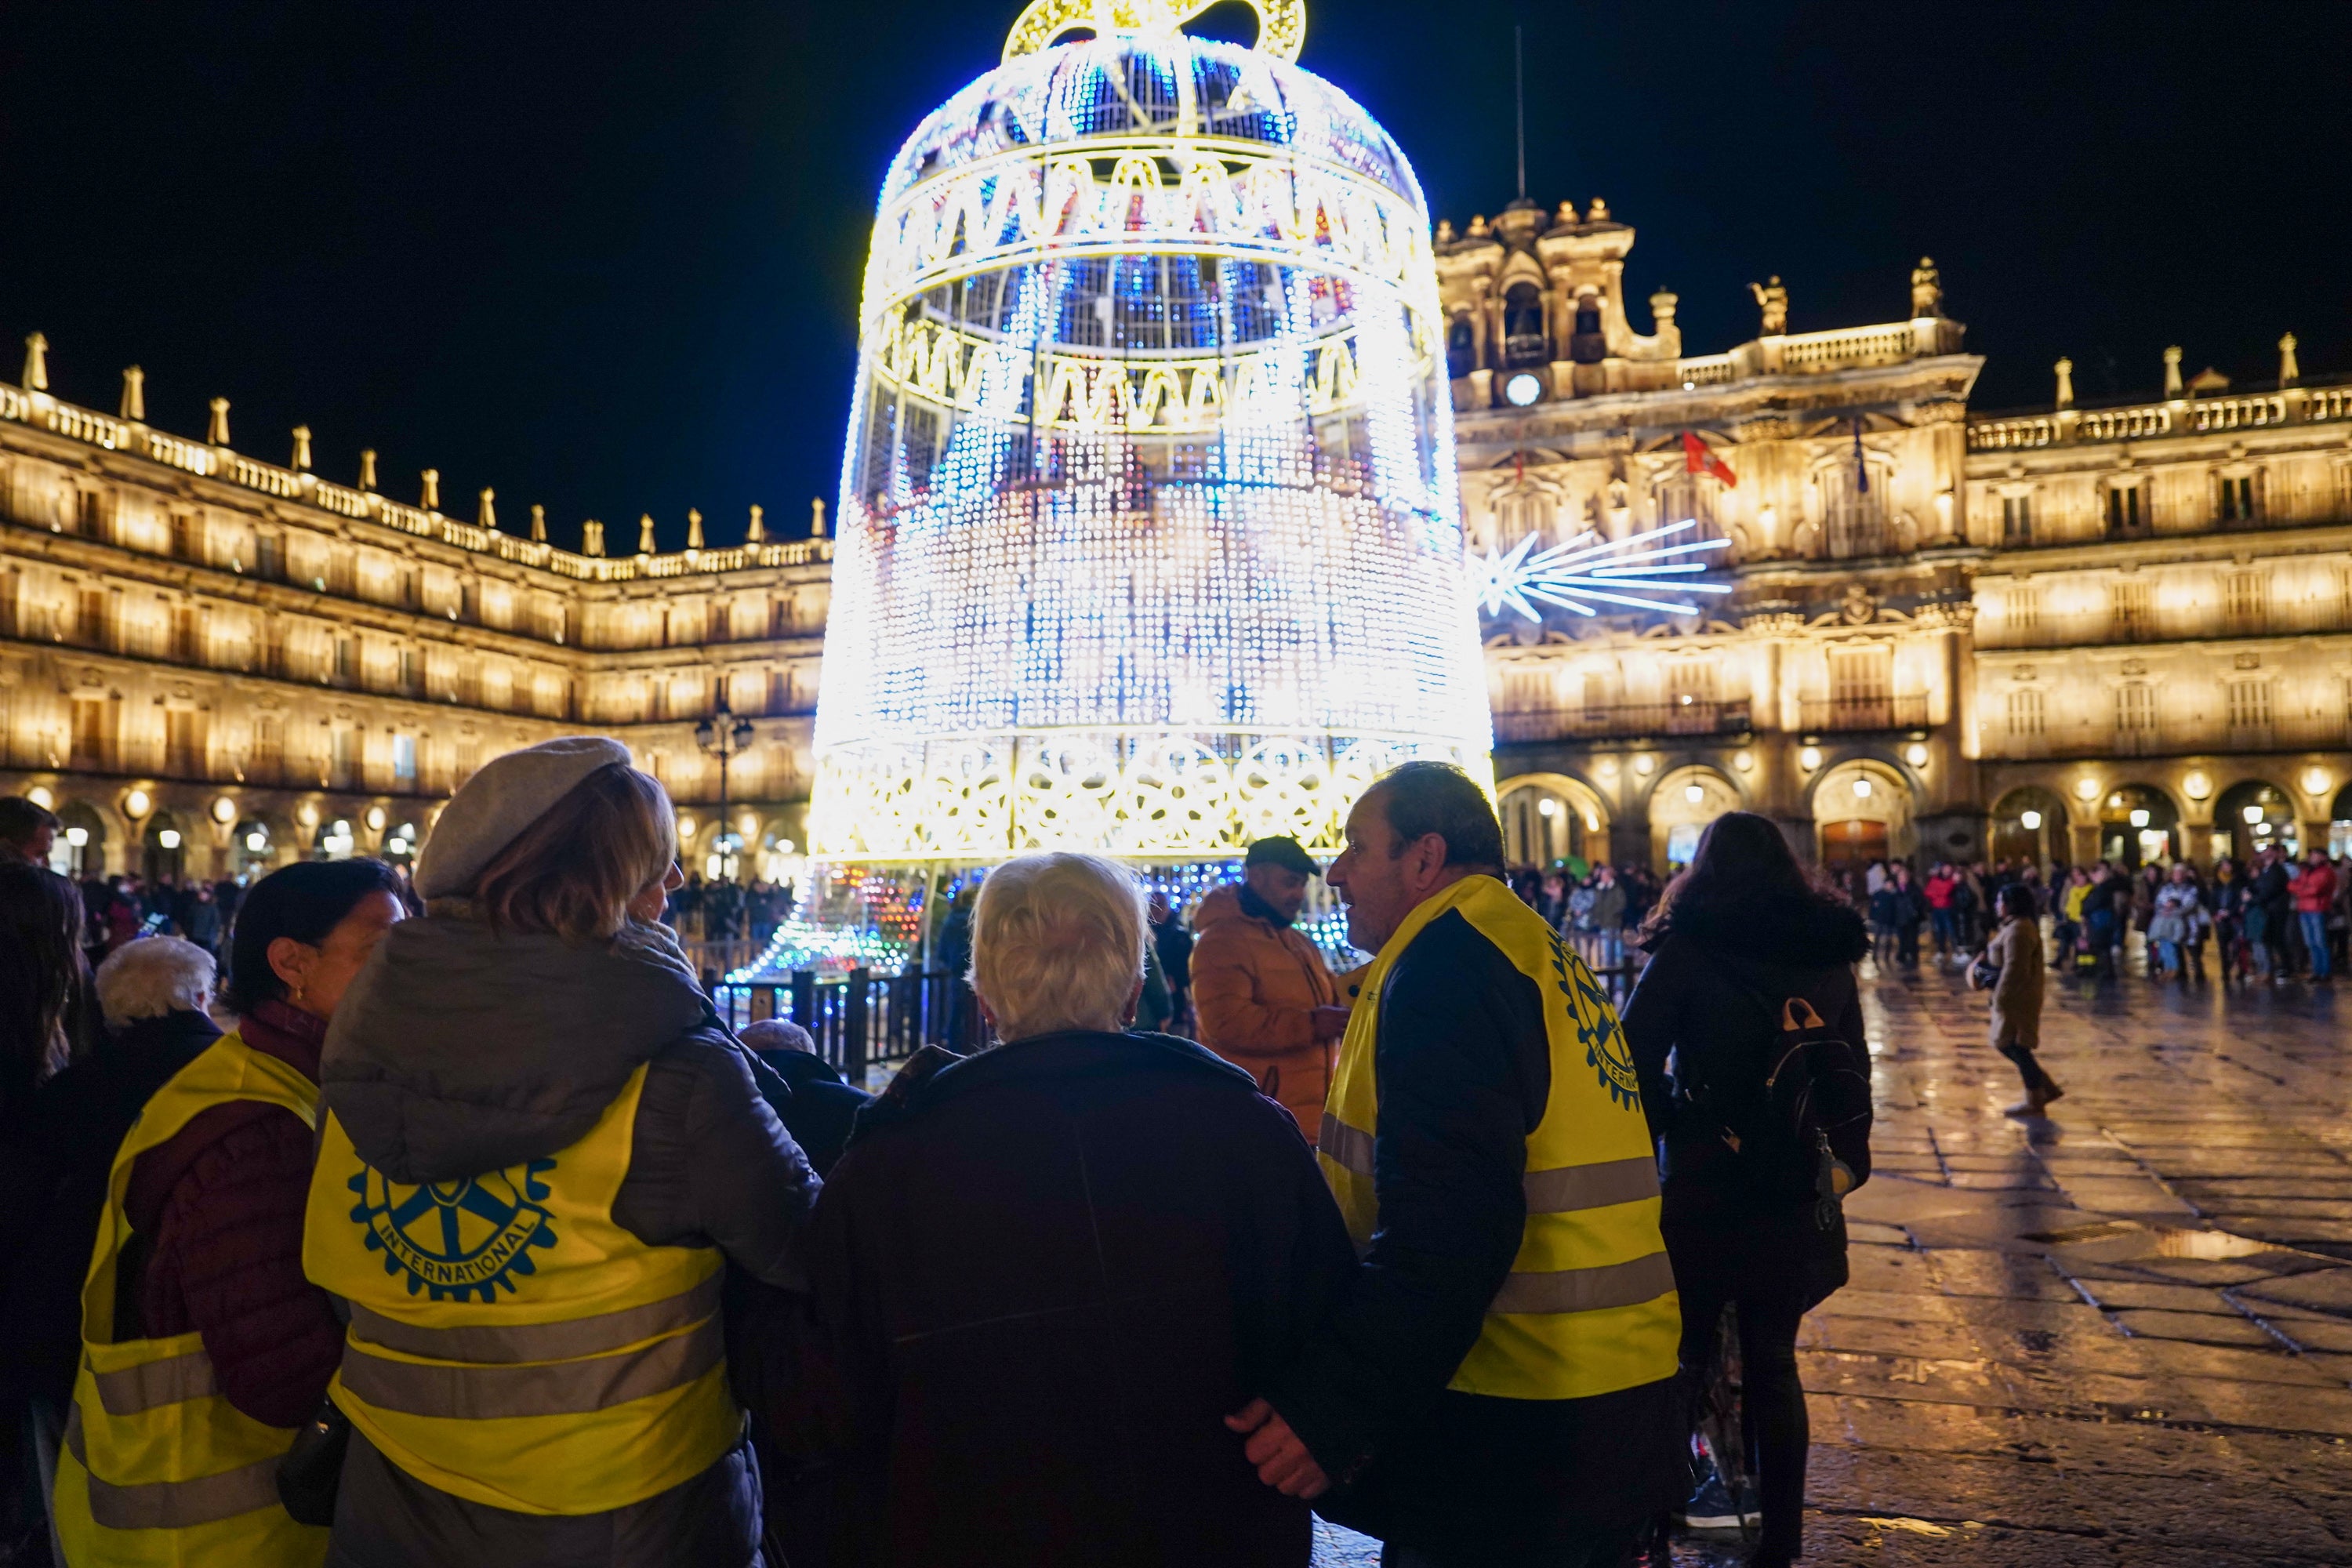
left=52, top=1033, right=330, bottom=1567
left=302, top=1063, right=739, bottom=1516
left=1318, top=875, right=1681, bottom=1402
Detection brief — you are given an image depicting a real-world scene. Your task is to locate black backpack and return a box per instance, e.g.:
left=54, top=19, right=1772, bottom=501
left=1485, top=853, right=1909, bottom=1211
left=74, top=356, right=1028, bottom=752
left=1708, top=989, right=1875, bottom=1229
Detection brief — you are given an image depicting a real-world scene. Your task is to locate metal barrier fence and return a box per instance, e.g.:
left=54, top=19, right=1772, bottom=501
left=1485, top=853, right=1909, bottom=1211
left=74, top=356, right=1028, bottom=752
left=711, top=938, right=1642, bottom=1087
left=713, top=968, right=979, bottom=1082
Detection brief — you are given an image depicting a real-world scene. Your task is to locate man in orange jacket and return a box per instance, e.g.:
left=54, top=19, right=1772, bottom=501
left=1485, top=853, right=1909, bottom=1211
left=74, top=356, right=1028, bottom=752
left=1190, top=837, right=1352, bottom=1144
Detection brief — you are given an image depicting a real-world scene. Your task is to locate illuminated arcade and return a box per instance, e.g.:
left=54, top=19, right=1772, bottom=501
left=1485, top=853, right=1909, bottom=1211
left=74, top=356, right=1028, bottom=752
left=753, top=0, right=1494, bottom=968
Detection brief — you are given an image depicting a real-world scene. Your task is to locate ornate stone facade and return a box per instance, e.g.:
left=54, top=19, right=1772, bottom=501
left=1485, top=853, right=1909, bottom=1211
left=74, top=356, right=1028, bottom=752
left=0, top=350, right=829, bottom=880
left=1447, top=199, right=2352, bottom=871
left=12, top=197, right=2347, bottom=884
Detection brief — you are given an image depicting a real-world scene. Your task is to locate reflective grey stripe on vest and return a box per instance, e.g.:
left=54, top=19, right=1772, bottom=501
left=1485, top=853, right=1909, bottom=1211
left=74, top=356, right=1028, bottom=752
left=1321, top=1118, right=1657, bottom=1216
left=93, top=1346, right=218, bottom=1415
left=1318, top=1114, right=1374, bottom=1176
left=339, top=1312, right=724, bottom=1421
left=1523, top=1156, right=1659, bottom=1214
left=1489, top=1250, right=1677, bottom=1316
left=64, top=1403, right=285, bottom=1530
left=348, top=1272, right=724, bottom=1366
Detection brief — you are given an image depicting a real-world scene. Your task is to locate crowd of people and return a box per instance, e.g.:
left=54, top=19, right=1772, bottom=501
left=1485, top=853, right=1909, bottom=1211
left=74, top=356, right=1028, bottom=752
left=1494, top=844, right=2350, bottom=989
left=2045, top=848, right=2343, bottom=984
left=5, top=745, right=2340, bottom=1568
left=663, top=873, right=797, bottom=944
left=0, top=750, right=1886, bottom=1568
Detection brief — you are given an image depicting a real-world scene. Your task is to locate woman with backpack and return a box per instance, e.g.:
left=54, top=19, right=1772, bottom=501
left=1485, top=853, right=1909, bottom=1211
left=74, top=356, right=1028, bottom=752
left=1622, top=813, right=1871, bottom=1568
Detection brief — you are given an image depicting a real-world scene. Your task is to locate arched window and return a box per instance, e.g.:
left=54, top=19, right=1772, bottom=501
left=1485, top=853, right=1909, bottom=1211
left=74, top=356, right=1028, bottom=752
left=1446, top=316, right=1476, bottom=379
left=1502, top=284, right=1545, bottom=365
left=1570, top=296, right=1606, bottom=364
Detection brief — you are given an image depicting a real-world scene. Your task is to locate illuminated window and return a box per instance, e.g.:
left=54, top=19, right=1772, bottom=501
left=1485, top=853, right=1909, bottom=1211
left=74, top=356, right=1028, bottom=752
left=1656, top=474, right=1719, bottom=542
left=2001, top=493, right=2032, bottom=546
left=1503, top=283, right=1546, bottom=365
left=1831, top=645, right=1891, bottom=704
left=2005, top=687, right=2045, bottom=739
left=1827, top=645, right=1893, bottom=729
left=2105, top=484, right=2143, bottom=534
left=392, top=734, right=417, bottom=781
left=1667, top=657, right=1719, bottom=706
left=2111, top=579, right=2151, bottom=639
left=255, top=714, right=284, bottom=778
left=2007, top=583, right=2042, bottom=637
left=1822, top=464, right=1886, bottom=557
left=2218, top=473, right=2258, bottom=523
left=164, top=707, right=202, bottom=776
left=2223, top=570, right=2267, bottom=633
left=2114, top=682, right=2156, bottom=732
left=2227, top=678, right=2272, bottom=731
left=71, top=697, right=110, bottom=768
left=1446, top=317, right=1475, bottom=379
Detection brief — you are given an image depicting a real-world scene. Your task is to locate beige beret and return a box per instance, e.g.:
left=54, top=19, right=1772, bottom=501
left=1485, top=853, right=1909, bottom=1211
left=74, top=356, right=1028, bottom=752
left=415, top=735, right=636, bottom=899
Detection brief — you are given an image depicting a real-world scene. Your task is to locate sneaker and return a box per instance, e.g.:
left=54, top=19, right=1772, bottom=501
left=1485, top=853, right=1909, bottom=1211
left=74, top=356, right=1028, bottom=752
left=1679, top=1470, right=1744, bottom=1532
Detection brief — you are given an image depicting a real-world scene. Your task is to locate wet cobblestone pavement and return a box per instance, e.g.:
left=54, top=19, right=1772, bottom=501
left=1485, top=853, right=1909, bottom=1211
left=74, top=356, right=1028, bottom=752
left=1316, top=960, right=2351, bottom=1566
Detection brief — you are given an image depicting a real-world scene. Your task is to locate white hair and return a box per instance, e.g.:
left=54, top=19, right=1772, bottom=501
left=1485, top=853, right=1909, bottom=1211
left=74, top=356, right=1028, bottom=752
left=971, top=853, right=1145, bottom=1042
left=95, top=936, right=217, bottom=1027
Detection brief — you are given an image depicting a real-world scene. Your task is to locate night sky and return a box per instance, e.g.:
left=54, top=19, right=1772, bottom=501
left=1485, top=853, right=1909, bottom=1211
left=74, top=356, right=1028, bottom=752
left=5, top=2, right=2346, bottom=554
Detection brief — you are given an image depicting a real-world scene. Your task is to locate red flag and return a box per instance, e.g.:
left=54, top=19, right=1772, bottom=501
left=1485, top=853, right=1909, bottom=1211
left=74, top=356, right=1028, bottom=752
left=1682, top=430, right=1737, bottom=488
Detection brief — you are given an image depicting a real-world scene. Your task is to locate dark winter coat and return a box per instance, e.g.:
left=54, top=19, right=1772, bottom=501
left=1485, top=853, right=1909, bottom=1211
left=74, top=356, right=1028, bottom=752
left=797, top=1029, right=1356, bottom=1568
left=122, top=1000, right=345, bottom=1427
left=1266, top=903, right=1682, bottom=1557
left=751, top=1043, right=871, bottom=1178
left=0, top=1007, right=220, bottom=1411
left=1622, top=892, right=1871, bottom=1308
left=317, top=912, right=822, bottom=1568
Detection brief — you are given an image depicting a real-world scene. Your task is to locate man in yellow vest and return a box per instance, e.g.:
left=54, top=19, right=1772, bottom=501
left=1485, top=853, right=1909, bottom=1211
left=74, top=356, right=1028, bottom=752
left=1228, top=761, right=1682, bottom=1566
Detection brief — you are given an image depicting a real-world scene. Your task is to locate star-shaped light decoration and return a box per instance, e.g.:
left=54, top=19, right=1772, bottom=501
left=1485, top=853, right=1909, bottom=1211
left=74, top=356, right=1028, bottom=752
left=1467, top=520, right=1733, bottom=621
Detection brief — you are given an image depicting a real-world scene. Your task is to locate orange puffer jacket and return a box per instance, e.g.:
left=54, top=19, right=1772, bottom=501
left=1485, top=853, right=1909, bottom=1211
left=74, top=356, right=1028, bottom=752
left=1188, top=885, right=1341, bottom=1143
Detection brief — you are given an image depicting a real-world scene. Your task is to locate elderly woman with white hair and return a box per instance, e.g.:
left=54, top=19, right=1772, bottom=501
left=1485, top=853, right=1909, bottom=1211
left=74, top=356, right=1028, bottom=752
left=797, top=851, right=1358, bottom=1568
left=4, top=936, right=225, bottom=1524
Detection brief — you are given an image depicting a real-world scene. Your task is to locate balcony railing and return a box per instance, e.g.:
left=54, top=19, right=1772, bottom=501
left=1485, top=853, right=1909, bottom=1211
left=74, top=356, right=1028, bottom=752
left=0, top=382, right=833, bottom=584
left=1799, top=694, right=1930, bottom=733
left=1969, top=375, right=2352, bottom=450
left=1493, top=699, right=1752, bottom=743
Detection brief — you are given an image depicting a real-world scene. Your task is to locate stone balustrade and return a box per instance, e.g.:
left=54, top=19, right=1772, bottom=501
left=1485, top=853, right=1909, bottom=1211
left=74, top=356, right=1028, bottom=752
left=0, top=374, right=827, bottom=580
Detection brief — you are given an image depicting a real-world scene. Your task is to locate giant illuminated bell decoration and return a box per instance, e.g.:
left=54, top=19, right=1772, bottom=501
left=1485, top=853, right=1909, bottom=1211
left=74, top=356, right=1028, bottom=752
left=808, top=0, right=1491, bottom=860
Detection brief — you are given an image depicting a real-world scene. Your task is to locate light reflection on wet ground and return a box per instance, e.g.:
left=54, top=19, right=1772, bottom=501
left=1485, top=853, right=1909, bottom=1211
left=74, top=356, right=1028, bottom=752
left=1316, top=958, right=2350, bottom=1565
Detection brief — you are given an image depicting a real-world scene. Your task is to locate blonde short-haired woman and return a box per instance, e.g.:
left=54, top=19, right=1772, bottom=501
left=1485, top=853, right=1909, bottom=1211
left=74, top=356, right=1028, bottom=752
left=303, top=737, right=818, bottom=1568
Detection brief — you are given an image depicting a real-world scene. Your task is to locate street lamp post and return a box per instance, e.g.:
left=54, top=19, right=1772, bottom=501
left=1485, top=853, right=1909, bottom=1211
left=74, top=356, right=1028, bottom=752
left=694, top=689, right=757, bottom=882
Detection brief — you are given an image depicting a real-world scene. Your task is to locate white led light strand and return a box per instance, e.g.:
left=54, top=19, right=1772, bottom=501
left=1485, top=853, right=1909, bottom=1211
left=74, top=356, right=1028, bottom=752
left=808, top=27, right=1493, bottom=863
left=1468, top=520, right=1733, bottom=621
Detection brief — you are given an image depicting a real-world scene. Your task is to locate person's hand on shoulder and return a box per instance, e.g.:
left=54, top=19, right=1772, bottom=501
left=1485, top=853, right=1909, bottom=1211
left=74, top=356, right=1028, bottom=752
left=1225, top=1399, right=1330, bottom=1499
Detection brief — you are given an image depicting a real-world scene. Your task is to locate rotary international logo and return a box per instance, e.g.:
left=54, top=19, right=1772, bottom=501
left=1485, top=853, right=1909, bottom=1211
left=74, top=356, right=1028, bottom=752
left=347, top=1160, right=559, bottom=1304
left=1546, top=930, right=1641, bottom=1109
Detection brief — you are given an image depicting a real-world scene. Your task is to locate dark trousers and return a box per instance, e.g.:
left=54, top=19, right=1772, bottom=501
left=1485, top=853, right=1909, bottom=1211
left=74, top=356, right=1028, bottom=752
left=1672, top=1277, right=1810, bottom=1558
left=1998, top=1038, right=2054, bottom=1098
left=1380, top=1523, right=1642, bottom=1568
